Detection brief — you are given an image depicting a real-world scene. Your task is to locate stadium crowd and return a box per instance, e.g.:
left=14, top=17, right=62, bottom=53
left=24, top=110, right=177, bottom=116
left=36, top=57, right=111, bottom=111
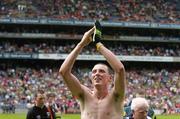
left=0, top=0, right=180, bottom=116
left=0, top=0, right=179, bottom=23
left=0, top=64, right=179, bottom=114
left=0, top=41, right=179, bottom=57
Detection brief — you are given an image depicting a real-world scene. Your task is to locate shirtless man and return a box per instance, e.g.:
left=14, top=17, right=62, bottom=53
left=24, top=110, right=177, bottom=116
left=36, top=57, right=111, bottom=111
left=59, top=22, right=126, bottom=119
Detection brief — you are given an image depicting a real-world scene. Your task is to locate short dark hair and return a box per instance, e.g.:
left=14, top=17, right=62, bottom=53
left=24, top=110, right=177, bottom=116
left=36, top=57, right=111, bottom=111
left=94, top=63, right=113, bottom=74
left=34, top=90, right=45, bottom=98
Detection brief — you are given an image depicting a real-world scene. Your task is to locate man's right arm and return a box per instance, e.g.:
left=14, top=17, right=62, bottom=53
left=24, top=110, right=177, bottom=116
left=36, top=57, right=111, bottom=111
left=59, top=43, right=85, bottom=99
left=59, top=27, right=95, bottom=99
left=26, top=108, right=33, bottom=119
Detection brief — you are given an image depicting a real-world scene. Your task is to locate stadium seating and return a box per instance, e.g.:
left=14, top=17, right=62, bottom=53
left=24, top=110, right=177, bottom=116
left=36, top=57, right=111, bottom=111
left=0, top=0, right=179, bottom=115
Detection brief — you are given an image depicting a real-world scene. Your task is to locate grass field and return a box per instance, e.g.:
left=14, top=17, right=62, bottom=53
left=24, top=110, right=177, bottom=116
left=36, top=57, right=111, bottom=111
left=0, top=113, right=179, bottom=119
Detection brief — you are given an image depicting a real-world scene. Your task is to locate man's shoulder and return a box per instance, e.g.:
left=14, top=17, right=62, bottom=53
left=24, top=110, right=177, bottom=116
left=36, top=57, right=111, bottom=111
left=28, top=105, right=46, bottom=111
left=28, top=106, right=35, bottom=110
left=27, top=106, right=36, bottom=116
left=27, top=106, right=38, bottom=113
left=147, top=116, right=152, bottom=119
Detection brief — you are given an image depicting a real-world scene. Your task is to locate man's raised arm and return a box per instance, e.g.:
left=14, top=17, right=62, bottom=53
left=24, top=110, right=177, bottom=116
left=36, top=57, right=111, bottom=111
left=59, top=27, right=95, bottom=99
left=97, top=43, right=126, bottom=98
left=93, top=21, right=126, bottom=99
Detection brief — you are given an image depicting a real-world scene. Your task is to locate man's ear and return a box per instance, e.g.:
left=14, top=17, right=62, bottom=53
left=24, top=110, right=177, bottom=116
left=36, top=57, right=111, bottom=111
left=108, top=74, right=113, bottom=83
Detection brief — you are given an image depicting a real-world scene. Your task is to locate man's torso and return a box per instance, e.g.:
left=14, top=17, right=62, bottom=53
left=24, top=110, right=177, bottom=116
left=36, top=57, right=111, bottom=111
left=79, top=90, right=124, bottom=119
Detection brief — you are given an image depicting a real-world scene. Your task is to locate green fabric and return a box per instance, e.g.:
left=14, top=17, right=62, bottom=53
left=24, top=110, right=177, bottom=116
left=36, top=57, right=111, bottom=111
left=96, top=29, right=102, bottom=37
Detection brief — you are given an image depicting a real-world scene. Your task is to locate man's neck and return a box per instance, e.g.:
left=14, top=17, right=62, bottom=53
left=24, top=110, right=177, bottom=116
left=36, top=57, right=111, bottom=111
left=93, top=88, right=108, bottom=100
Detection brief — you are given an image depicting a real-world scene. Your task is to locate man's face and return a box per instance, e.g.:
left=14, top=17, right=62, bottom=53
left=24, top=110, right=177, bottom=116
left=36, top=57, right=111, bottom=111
left=48, top=96, right=55, bottom=104
left=91, top=64, right=111, bottom=87
left=36, top=94, right=45, bottom=107
left=133, top=107, right=148, bottom=119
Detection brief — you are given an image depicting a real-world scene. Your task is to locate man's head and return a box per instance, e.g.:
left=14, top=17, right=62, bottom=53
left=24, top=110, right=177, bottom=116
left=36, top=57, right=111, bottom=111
left=35, top=91, right=45, bottom=108
left=91, top=63, right=112, bottom=89
left=131, top=97, right=149, bottom=119
left=46, top=92, right=56, bottom=105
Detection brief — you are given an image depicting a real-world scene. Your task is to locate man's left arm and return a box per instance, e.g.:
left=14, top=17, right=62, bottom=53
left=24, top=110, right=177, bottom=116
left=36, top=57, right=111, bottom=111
left=96, top=42, right=126, bottom=99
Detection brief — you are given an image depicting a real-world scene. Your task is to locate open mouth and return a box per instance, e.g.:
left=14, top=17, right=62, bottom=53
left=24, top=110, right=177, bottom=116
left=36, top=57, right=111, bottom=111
left=93, top=77, right=101, bottom=81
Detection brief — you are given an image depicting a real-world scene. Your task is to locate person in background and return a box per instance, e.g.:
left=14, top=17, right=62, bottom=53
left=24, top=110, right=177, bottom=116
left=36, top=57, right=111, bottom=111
left=26, top=91, right=51, bottom=119
left=125, top=97, right=152, bottom=119
left=46, top=92, right=61, bottom=119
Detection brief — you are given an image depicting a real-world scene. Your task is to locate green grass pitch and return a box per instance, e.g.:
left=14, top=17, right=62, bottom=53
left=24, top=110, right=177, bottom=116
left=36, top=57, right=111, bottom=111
left=0, top=113, right=179, bottom=119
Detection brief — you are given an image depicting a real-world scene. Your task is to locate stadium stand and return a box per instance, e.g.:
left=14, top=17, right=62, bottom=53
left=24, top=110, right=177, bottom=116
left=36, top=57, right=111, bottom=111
left=0, top=0, right=180, bottom=23
left=0, top=0, right=179, bottom=117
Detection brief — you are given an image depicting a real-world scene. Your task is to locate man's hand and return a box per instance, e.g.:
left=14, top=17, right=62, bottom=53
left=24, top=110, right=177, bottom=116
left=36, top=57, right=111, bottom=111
left=93, top=20, right=102, bottom=44
left=80, top=27, right=95, bottom=47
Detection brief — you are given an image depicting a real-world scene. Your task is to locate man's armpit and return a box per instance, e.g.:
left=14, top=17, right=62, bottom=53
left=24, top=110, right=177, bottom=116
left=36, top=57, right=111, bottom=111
left=79, top=93, right=84, bottom=100
left=113, top=92, right=120, bottom=102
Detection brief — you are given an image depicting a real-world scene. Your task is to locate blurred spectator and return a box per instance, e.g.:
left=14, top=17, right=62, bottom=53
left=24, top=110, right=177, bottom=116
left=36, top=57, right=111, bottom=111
left=26, top=91, right=51, bottom=119
left=0, top=0, right=179, bottom=23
